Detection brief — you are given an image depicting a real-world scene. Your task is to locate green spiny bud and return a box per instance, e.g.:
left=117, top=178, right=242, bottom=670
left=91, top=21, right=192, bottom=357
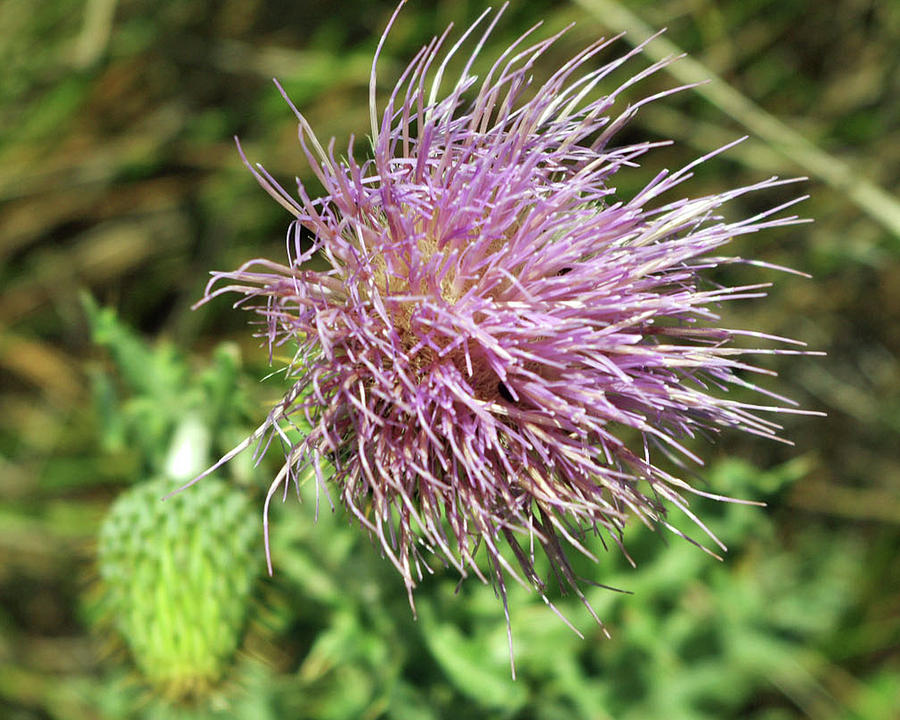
left=97, top=477, right=260, bottom=699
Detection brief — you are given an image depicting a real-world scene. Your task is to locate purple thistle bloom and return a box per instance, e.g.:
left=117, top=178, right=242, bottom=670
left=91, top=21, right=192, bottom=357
left=197, top=3, right=815, bottom=658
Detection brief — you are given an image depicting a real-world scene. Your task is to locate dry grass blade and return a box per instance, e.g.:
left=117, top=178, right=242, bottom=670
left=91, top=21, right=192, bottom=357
left=575, top=0, right=900, bottom=240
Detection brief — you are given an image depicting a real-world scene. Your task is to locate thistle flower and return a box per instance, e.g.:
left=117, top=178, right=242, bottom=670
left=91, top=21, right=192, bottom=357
left=197, top=3, right=813, bottom=652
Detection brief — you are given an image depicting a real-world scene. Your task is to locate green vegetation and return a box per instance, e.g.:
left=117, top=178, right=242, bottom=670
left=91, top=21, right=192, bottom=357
left=1, top=1, right=897, bottom=718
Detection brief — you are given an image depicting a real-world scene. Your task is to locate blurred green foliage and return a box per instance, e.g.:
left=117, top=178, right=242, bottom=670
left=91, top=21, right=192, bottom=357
left=1, top=0, right=898, bottom=718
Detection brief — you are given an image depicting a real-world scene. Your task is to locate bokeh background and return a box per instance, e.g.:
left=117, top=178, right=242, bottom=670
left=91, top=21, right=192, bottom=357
left=1, top=0, right=898, bottom=718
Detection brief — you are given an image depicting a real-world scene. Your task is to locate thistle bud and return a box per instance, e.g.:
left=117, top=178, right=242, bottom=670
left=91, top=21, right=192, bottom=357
left=98, top=477, right=260, bottom=699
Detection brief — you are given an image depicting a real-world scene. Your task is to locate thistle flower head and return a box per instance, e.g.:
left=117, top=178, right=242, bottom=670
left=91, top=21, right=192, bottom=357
left=199, top=3, right=812, bottom=648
